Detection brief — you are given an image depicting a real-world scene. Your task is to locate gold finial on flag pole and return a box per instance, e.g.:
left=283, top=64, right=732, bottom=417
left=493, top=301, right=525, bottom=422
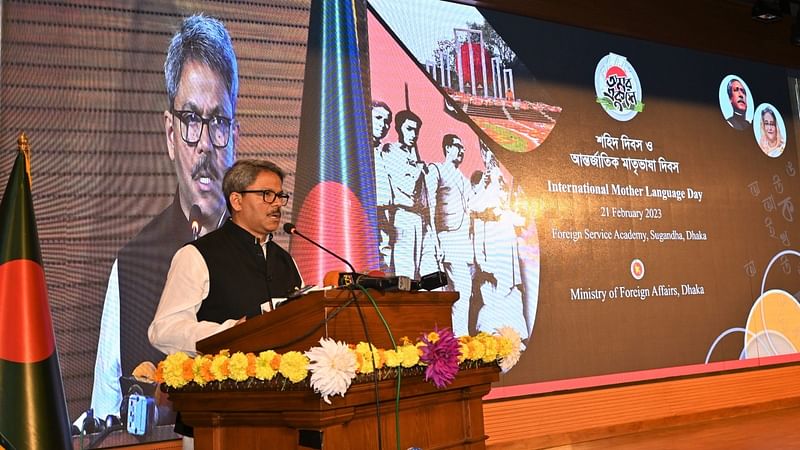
left=17, top=132, right=31, bottom=186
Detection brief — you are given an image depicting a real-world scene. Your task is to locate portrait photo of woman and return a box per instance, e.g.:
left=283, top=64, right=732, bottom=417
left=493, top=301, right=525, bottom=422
left=754, top=104, right=786, bottom=158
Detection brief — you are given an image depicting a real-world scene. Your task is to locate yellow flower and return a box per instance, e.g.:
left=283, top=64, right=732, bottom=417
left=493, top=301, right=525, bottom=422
left=355, top=342, right=380, bottom=374
left=162, top=352, right=191, bottom=388
left=426, top=331, right=440, bottom=344
left=399, top=343, right=420, bottom=368
left=468, top=338, right=486, bottom=361
left=496, top=335, right=513, bottom=358
left=228, top=352, right=249, bottom=382
left=458, top=341, right=470, bottom=363
left=279, top=351, right=309, bottom=383
left=384, top=348, right=403, bottom=368
left=458, top=336, right=474, bottom=361
left=478, top=333, right=498, bottom=363
left=211, top=353, right=230, bottom=381
left=255, top=350, right=278, bottom=380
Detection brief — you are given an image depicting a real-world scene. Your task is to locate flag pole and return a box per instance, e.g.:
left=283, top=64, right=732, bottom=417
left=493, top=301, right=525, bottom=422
left=0, top=132, right=72, bottom=450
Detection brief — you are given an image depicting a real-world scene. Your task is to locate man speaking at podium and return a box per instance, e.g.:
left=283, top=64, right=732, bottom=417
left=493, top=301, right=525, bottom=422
left=148, top=159, right=302, bottom=445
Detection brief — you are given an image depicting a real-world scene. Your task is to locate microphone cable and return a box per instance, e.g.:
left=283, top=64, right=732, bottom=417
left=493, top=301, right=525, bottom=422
left=281, top=222, right=398, bottom=449
left=257, top=294, right=359, bottom=351
left=356, top=285, right=402, bottom=450
left=348, top=287, right=384, bottom=450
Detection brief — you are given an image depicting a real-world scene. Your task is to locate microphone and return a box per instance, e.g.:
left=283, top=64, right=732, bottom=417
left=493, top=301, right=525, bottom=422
left=189, top=204, right=202, bottom=240
left=323, top=270, right=413, bottom=291
left=285, top=223, right=438, bottom=292
left=354, top=271, right=446, bottom=291
left=283, top=222, right=357, bottom=273
left=358, top=273, right=413, bottom=291
left=415, top=271, right=448, bottom=291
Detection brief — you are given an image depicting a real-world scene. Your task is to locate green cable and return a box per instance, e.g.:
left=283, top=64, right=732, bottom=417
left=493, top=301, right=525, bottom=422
left=357, top=286, right=401, bottom=450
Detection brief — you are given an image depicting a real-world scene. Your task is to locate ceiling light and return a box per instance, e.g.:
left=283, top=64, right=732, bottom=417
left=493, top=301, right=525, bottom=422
left=752, top=0, right=783, bottom=22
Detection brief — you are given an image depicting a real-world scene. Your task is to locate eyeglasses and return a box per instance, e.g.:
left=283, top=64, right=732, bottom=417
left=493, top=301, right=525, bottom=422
left=239, top=189, right=291, bottom=205
left=171, top=108, right=233, bottom=148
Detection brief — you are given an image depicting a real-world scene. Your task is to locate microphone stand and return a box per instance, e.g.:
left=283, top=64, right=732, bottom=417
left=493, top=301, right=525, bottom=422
left=283, top=223, right=357, bottom=273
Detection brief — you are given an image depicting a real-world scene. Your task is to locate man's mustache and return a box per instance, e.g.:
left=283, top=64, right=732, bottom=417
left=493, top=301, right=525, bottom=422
left=191, top=152, right=222, bottom=181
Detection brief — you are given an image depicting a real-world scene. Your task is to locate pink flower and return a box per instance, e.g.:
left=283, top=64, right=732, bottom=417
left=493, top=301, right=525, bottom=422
left=419, top=327, right=460, bottom=388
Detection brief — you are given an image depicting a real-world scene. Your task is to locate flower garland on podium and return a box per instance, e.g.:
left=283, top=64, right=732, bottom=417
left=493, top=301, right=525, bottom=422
left=155, top=326, right=521, bottom=404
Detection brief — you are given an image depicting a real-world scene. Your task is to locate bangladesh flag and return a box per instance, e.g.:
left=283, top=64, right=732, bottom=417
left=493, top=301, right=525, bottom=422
left=0, top=136, right=71, bottom=449
left=290, top=0, right=380, bottom=284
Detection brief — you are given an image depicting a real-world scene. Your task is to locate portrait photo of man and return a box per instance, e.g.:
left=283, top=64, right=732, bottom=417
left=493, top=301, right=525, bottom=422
left=720, top=75, right=753, bottom=131
left=89, top=13, right=239, bottom=422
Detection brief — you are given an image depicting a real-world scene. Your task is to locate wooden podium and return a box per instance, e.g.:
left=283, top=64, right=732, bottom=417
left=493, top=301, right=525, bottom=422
left=166, top=289, right=500, bottom=449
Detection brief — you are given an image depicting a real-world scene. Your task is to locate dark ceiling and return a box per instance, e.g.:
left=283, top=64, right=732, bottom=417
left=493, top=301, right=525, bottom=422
left=452, top=0, right=800, bottom=68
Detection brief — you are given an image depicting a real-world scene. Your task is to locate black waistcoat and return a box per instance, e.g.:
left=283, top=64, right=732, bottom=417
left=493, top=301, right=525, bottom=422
left=192, top=219, right=302, bottom=323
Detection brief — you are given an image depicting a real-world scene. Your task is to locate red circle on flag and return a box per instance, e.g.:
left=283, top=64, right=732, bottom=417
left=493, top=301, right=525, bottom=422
left=0, top=259, right=55, bottom=363
left=293, top=181, right=376, bottom=285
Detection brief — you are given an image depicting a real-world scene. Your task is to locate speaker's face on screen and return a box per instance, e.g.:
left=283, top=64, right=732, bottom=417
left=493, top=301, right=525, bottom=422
left=166, top=60, right=238, bottom=223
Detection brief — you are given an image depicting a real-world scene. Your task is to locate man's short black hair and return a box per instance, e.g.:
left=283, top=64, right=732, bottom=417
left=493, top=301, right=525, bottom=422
left=442, top=133, right=460, bottom=155
left=394, top=110, right=422, bottom=133
left=222, top=159, right=285, bottom=213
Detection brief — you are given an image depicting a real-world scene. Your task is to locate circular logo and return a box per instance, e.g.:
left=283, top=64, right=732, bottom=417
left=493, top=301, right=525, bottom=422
left=630, top=258, right=645, bottom=280
left=595, top=52, right=643, bottom=122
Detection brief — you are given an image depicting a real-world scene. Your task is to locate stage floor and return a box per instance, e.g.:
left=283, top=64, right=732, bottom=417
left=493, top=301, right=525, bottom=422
left=543, top=405, right=800, bottom=449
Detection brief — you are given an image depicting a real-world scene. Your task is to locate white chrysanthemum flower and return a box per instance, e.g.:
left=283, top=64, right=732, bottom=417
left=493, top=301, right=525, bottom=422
left=495, top=326, right=522, bottom=373
left=305, top=338, right=358, bottom=404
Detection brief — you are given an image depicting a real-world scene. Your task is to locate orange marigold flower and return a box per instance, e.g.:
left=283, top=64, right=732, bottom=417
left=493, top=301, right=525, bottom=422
left=270, top=354, right=282, bottom=370
left=355, top=352, right=364, bottom=368
left=154, top=361, right=164, bottom=383
left=246, top=353, right=257, bottom=377
left=220, top=359, right=229, bottom=377
left=201, top=361, right=214, bottom=382
left=182, top=359, right=194, bottom=381
left=377, top=349, right=386, bottom=368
